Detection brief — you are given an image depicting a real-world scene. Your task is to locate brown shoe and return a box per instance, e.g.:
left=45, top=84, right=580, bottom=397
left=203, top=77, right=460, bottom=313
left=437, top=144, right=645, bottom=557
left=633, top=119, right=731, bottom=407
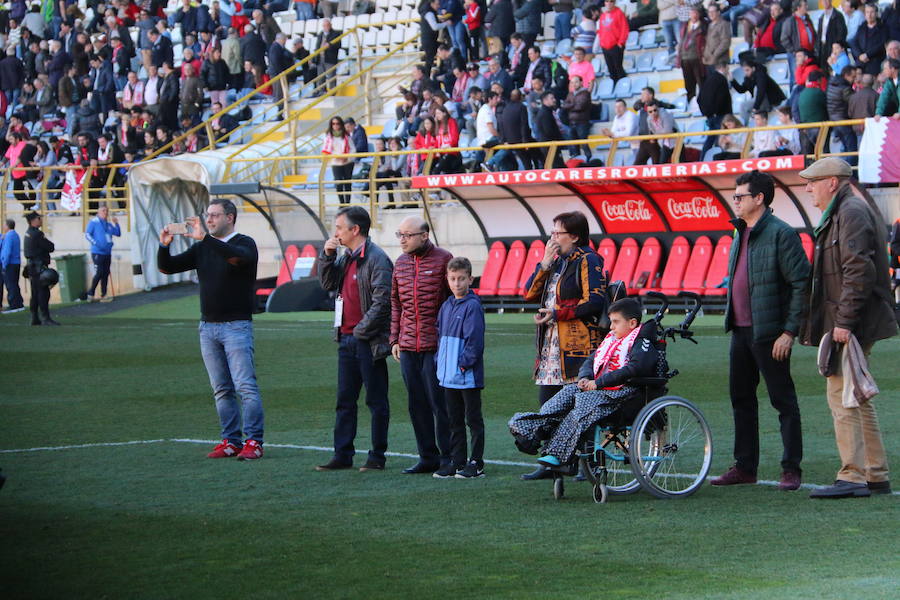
left=315, top=458, right=353, bottom=472
left=778, top=470, right=801, bottom=491
left=710, top=466, right=757, bottom=486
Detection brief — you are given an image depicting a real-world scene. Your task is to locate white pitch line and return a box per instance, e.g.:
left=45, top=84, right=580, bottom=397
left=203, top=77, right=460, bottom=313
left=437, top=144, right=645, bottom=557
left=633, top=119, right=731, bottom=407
left=4, top=438, right=898, bottom=495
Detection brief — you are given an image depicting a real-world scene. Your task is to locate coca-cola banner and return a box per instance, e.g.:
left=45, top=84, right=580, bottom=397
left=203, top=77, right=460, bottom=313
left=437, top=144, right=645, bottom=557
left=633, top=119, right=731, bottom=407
left=587, top=194, right=667, bottom=233
left=651, top=191, right=733, bottom=231
left=410, top=156, right=805, bottom=188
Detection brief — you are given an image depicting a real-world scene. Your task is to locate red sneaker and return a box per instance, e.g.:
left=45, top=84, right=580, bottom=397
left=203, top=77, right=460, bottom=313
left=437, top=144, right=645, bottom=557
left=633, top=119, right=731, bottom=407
left=237, top=439, right=263, bottom=461
left=710, top=466, right=757, bottom=486
left=207, top=440, right=242, bottom=458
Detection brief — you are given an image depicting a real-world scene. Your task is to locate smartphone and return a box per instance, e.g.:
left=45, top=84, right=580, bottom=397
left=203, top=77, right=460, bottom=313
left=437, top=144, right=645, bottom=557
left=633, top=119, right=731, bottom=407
left=168, top=222, right=188, bottom=235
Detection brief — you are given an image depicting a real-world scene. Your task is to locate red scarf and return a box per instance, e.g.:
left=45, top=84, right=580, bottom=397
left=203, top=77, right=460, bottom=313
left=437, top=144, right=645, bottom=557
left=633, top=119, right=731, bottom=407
left=796, top=15, right=814, bottom=51
left=592, top=326, right=642, bottom=389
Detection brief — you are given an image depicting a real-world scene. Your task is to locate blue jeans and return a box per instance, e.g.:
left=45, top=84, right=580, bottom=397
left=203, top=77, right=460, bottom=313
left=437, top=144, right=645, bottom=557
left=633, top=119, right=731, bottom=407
left=661, top=18, right=679, bottom=54
left=295, top=2, right=314, bottom=20
left=786, top=52, right=797, bottom=89
left=554, top=11, right=573, bottom=43
left=399, top=350, right=451, bottom=466
left=334, top=334, right=390, bottom=465
left=702, top=114, right=724, bottom=157
left=832, top=125, right=858, bottom=165
left=449, top=20, right=468, bottom=56
left=199, top=320, right=264, bottom=444
left=724, top=4, right=753, bottom=36
left=65, top=105, right=77, bottom=135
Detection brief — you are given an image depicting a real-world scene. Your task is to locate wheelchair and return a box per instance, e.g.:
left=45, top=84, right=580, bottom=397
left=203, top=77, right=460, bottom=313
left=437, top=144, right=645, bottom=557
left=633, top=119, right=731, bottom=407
left=550, top=291, right=714, bottom=503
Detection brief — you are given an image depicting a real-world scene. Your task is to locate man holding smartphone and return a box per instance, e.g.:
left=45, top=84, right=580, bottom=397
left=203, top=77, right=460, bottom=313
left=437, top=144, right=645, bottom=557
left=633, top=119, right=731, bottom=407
left=157, top=200, right=265, bottom=461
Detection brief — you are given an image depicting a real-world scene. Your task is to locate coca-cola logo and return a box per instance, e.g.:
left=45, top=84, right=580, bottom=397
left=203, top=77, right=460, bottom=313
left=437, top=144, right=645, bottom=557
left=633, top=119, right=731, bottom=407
left=601, top=199, right=652, bottom=222
left=667, top=196, right=721, bottom=220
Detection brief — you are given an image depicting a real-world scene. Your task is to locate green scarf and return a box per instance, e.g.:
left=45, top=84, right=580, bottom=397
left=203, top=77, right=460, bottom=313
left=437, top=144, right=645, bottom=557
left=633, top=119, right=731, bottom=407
left=813, top=195, right=837, bottom=238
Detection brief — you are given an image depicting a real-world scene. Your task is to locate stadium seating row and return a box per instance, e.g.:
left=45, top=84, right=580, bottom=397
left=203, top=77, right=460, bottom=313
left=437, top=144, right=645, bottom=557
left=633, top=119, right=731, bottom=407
left=256, top=243, right=318, bottom=299
left=474, top=233, right=815, bottom=300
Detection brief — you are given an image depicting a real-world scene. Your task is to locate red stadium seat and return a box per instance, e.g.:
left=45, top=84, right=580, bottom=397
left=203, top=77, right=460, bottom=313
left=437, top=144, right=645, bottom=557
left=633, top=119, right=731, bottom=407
left=629, top=238, right=662, bottom=294
left=610, top=238, right=639, bottom=287
left=799, top=232, right=814, bottom=263
left=474, top=241, right=507, bottom=296
left=497, top=240, right=527, bottom=295
left=588, top=239, right=596, bottom=251
left=300, top=244, right=317, bottom=258
left=703, top=235, right=733, bottom=296
left=596, top=238, right=617, bottom=275
left=256, top=244, right=301, bottom=296
left=642, top=236, right=690, bottom=295
left=676, top=236, right=714, bottom=294
left=518, top=239, right=546, bottom=296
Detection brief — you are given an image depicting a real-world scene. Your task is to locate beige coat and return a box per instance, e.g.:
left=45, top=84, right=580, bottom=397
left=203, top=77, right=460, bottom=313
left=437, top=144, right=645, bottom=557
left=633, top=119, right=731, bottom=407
left=221, top=35, right=243, bottom=75
left=703, top=18, right=731, bottom=65
left=657, top=0, right=677, bottom=21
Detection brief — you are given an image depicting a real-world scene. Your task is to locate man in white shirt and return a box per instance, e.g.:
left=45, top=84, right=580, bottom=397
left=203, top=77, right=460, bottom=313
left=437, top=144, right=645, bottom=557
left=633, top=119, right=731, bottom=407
left=144, top=65, right=161, bottom=113
left=475, top=90, right=501, bottom=167
left=602, top=99, right=638, bottom=165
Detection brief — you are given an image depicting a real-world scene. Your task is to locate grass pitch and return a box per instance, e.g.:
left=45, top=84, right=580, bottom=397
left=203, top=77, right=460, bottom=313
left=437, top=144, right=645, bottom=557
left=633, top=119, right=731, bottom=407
left=0, top=295, right=897, bottom=599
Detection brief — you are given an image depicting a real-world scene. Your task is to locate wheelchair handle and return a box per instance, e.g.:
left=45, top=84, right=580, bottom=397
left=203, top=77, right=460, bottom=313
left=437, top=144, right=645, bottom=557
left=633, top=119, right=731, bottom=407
left=644, top=291, right=669, bottom=324
left=677, top=291, right=702, bottom=344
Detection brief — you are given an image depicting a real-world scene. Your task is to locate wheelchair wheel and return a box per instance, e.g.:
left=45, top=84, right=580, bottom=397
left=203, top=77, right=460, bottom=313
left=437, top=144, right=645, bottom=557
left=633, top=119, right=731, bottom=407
left=592, top=483, right=608, bottom=504
left=553, top=475, right=564, bottom=500
left=628, top=396, right=713, bottom=499
left=578, top=432, right=641, bottom=496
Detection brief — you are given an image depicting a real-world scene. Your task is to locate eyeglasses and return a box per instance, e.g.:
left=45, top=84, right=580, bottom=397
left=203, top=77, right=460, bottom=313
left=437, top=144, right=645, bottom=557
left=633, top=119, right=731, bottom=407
left=732, top=193, right=755, bottom=202
left=550, top=230, right=571, bottom=237
left=203, top=212, right=226, bottom=219
left=395, top=231, right=426, bottom=240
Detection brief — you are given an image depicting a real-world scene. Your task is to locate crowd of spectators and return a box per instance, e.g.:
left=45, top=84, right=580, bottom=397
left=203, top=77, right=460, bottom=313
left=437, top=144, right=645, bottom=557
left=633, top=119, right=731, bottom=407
left=400, top=0, right=899, bottom=174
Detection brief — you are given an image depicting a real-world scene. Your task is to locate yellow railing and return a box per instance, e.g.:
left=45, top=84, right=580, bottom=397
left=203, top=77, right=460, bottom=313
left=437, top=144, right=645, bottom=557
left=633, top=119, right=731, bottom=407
left=223, top=118, right=866, bottom=220
left=143, top=19, right=421, bottom=162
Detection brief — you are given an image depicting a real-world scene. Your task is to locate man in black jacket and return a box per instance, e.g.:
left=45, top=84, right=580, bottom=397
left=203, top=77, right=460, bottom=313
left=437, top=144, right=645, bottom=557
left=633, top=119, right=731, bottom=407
left=158, top=198, right=265, bottom=461
left=698, top=61, right=733, bottom=157
left=148, top=29, right=174, bottom=69
left=267, top=33, right=294, bottom=119
left=485, top=0, right=515, bottom=49
left=489, top=89, right=537, bottom=170
left=850, top=3, right=887, bottom=76
left=731, top=59, right=786, bottom=112
left=826, top=65, right=857, bottom=164
left=0, top=48, right=25, bottom=108
left=316, top=206, right=393, bottom=472
left=815, top=2, right=847, bottom=69
left=240, top=25, right=267, bottom=69
left=535, top=91, right=565, bottom=168
left=23, top=211, right=58, bottom=326
left=158, top=62, right=180, bottom=130
left=562, top=75, right=592, bottom=159
left=522, top=46, right=551, bottom=94
left=315, top=19, right=342, bottom=94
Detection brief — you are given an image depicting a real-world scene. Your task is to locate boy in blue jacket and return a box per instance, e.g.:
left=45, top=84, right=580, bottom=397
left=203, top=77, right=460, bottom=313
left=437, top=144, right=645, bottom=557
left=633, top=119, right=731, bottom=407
left=436, top=256, right=486, bottom=479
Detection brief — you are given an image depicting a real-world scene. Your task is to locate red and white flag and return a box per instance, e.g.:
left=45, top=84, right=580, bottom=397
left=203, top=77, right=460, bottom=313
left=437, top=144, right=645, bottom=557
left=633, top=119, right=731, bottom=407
left=60, top=170, right=86, bottom=212
left=859, top=117, right=900, bottom=183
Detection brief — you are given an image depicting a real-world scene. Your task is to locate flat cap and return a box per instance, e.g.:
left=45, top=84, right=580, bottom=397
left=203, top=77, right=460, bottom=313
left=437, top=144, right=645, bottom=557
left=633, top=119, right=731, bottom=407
left=25, top=211, right=41, bottom=222
left=798, top=157, right=852, bottom=180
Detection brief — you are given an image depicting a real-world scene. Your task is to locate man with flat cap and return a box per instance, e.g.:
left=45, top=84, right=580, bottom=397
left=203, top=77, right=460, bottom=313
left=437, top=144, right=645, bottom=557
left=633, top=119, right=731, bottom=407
left=799, top=157, right=897, bottom=499
left=23, top=212, right=60, bottom=326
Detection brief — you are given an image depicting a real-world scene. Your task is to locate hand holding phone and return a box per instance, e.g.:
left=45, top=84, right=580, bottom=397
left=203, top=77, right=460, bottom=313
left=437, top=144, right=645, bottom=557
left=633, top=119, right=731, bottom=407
left=167, top=222, right=188, bottom=235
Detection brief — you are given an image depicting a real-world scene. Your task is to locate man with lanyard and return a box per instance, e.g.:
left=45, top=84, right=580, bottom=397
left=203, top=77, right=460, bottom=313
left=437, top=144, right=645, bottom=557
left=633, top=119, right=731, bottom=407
left=23, top=211, right=59, bottom=326
left=317, top=207, right=394, bottom=472
left=158, top=199, right=265, bottom=460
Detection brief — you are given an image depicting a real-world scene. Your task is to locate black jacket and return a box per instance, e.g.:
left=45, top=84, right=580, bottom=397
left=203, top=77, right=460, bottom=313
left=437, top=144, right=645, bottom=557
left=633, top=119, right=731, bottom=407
left=698, top=68, right=732, bottom=118
left=498, top=100, right=531, bottom=144
left=826, top=75, right=852, bottom=120
left=201, top=58, right=229, bottom=90
left=24, top=225, right=54, bottom=265
left=850, top=22, right=887, bottom=77
left=159, top=71, right=180, bottom=104
left=0, top=55, right=24, bottom=92
left=576, top=321, right=662, bottom=388
left=151, top=35, right=174, bottom=68
left=315, top=29, right=341, bottom=64
left=72, top=105, right=102, bottom=137
left=240, top=32, right=267, bottom=67
left=535, top=104, right=563, bottom=142
left=731, top=64, right=786, bottom=111
left=47, top=50, right=71, bottom=89
left=815, top=10, right=847, bottom=67
left=318, top=239, right=394, bottom=360
left=485, top=0, right=515, bottom=39
left=267, top=42, right=293, bottom=78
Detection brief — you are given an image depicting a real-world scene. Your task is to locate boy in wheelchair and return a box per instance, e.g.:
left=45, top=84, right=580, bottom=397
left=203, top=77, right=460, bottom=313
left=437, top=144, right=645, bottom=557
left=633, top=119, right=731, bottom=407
left=509, top=298, right=662, bottom=469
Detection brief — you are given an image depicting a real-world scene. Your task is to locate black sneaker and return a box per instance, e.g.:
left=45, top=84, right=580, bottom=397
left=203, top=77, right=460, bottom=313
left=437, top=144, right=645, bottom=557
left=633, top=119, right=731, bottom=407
left=432, top=464, right=457, bottom=479
left=455, top=461, right=485, bottom=479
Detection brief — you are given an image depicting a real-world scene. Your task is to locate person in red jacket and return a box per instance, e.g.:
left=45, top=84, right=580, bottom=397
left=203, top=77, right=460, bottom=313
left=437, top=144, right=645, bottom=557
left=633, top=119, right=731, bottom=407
left=432, top=105, right=462, bottom=173
left=594, top=0, right=629, bottom=82
left=390, top=216, right=455, bottom=477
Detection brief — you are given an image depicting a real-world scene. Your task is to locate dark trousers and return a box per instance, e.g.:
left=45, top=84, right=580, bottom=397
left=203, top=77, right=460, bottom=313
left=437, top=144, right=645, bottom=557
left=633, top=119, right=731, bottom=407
left=332, top=163, right=354, bottom=204
left=634, top=140, right=671, bottom=164
left=570, top=121, right=591, bottom=159
left=89, top=253, right=112, bottom=297
left=27, top=262, right=51, bottom=321
left=681, top=58, right=704, bottom=101
left=833, top=125, right=858, bottom=166
left=13, top=177, right=34, bottom=209
left=399, top=350, right=451, bottom=465
left=729, top=326, right=803, bottom=474
left=334, top=334, right=390, bottom=465
left=702, top=114, right=724, bottom=157
left=603, top=45, right=626, bottom=82
left=538, top=384, right=564, bottom=406
left=444, top=387, right=485, bottom=468
left=2, top=263, right=23, bottom=309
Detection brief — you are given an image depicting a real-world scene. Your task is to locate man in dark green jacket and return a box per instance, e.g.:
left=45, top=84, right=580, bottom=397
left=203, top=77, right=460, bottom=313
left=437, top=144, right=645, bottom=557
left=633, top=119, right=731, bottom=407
left=711, top=170, right=810, bottom=492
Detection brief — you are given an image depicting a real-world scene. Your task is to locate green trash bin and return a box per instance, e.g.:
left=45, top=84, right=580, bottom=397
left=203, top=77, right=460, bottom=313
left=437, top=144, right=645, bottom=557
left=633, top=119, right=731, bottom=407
left=55, top=254, right=87, bottom=303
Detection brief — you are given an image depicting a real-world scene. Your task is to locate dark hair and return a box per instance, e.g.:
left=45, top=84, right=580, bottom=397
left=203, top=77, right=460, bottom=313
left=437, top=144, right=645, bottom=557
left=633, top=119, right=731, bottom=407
left=553, top=211, right=590, bottom=247
left=608, top=298, right=642, bottom=323
left=735, top=169, right=775, bottom=207
left=573, top=46, right=586, bottom=54
left=484, top=90, right=497, bottom=102
left=540, top=90, right=555, bottom=101
left=327, top=115, right=345, bottom=137
left=752, top=109, right=768, bottom=119
left=209, top=198, right=238, bottom=224
left=5, top=219, right=15, bottom=229
left=336, top=206, right=371, bottom=237
left=447, top=256, right=472, bottom=276
left=511, top=33, right=522, bottom=41
left=642, top=86, right=655, bottom=96
left=840, top=64, right=856, bottom=78
left=791, top=0, right=807, bottom=11
left=888, top=58, right=900, bottom=71
left=438, top=43, right=451, bottom=51
left=807, top=69, right=823, bottom=83
left=615, top=98, right=627, bottom=106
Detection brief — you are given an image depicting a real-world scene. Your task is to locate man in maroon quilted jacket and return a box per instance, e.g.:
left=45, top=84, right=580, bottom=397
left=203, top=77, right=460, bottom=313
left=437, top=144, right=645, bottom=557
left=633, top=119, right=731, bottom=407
left=391, top=216, right=455, bottom=477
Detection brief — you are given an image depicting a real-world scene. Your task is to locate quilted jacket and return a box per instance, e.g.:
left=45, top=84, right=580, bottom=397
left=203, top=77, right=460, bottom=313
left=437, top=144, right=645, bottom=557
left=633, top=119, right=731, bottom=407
left=725, top=209, right=810, bottom=344
left=390, top=241, right=453, bottom=352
